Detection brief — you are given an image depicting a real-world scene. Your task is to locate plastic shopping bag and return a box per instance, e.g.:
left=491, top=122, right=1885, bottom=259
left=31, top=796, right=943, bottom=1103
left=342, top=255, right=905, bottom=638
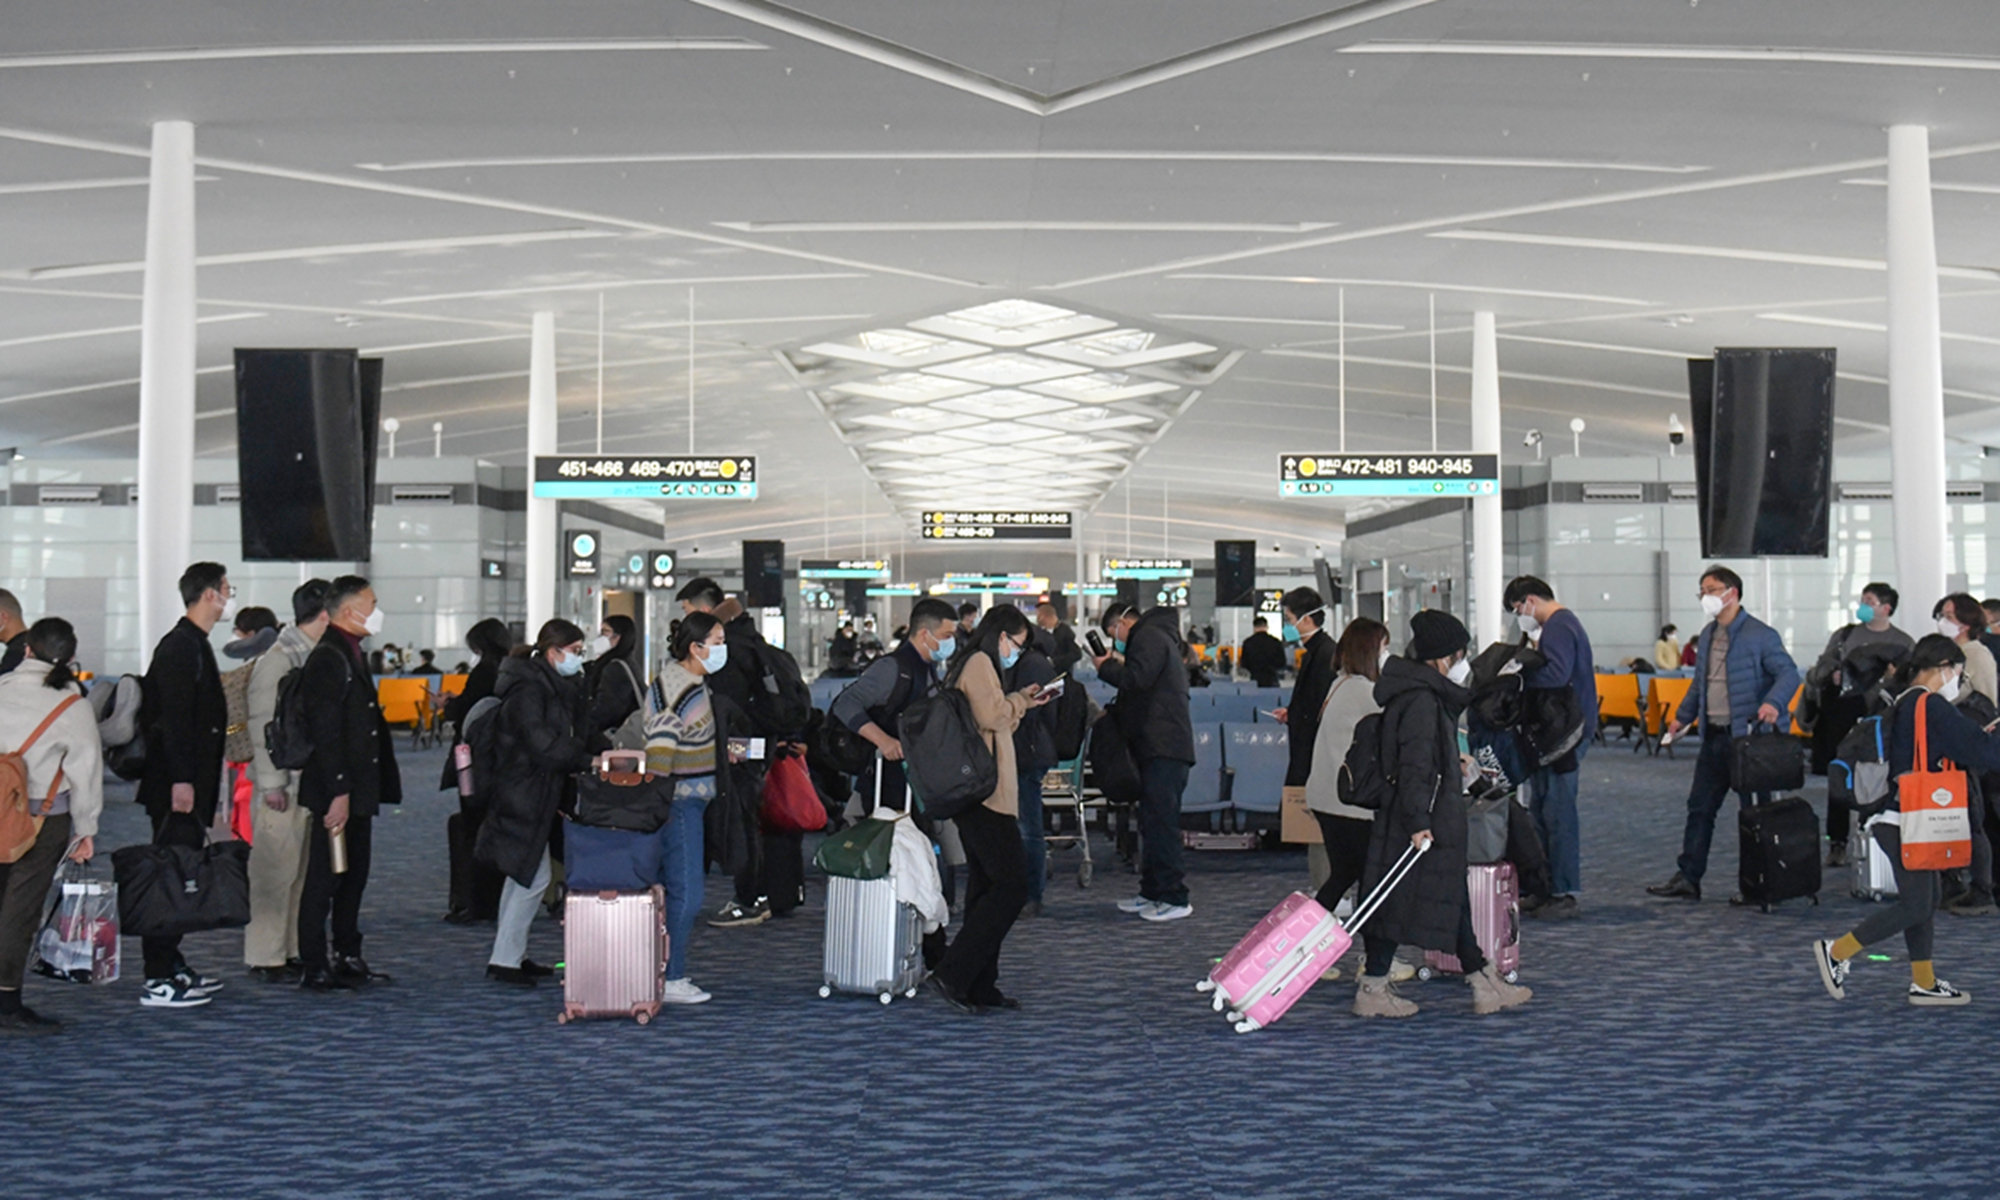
left=34, top=859, right=120, bottom=985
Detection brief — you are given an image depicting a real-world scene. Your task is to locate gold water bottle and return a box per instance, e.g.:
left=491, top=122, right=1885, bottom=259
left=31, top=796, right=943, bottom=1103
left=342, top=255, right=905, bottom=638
left=330, top=826, right=349, bottom=875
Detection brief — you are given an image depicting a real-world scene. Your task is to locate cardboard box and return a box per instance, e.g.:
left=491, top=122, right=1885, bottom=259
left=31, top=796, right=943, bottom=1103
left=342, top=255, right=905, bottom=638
left=1280, top=785, right=1322, bottom=844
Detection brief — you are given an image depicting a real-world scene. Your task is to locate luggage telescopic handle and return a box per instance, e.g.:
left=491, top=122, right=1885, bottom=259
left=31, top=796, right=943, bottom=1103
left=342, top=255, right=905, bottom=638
left=1341, top=840, right=1430, bottom=937
left=599, top=750, right=648, bottom=775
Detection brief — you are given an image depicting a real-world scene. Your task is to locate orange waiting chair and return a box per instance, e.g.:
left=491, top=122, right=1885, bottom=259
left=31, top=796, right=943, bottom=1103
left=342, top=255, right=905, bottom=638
left=376, top=678, right=428, bottom=728
left=1646, top=676, right=1695, bottom=758
left=1596, top=673, right=1643, bottom=744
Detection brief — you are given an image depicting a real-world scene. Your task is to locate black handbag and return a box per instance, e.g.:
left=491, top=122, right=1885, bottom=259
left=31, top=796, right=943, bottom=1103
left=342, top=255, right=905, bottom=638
left=571, top=751, right=675, bottom=834
left=111, top=839, right=250, bottom=938
left=1730, top=724, right=1806, bottom=794
left=1088, top=704, right=1143, bottom=806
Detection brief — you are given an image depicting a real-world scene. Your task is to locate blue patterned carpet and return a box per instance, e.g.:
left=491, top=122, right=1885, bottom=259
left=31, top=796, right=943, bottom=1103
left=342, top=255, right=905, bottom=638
left=7, top=737, right=2000, bottom=1199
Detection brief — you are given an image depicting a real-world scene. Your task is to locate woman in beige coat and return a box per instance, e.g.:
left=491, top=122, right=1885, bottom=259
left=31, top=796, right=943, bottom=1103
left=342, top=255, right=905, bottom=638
left=927, top=605, right=1050, bottom=1015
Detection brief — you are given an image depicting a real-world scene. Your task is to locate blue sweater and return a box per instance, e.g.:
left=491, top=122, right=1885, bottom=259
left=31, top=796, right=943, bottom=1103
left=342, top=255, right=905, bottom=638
left=1527, top=607, right=1597, bottom=742
left=1673, top=609, right=1801, bottom=738
left=1890, top=689, right=2000, bottom=778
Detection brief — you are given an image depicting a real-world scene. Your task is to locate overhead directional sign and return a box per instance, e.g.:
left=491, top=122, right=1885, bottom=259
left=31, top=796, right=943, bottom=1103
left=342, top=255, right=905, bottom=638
left=647, top=549, right=677, bottom=591
left=799, top=559, right=890, bottom=579
left=866, top=583, right=923, bottom=597
left=533, top=455, right=758, bottom=499
left=564, top=529, right=600, bottom=578
left=1279, top=453, right=1498, bottom=498
left=1104, top=558, right=1191, bottom=580
left=920, top=510, right=1072, bottom=540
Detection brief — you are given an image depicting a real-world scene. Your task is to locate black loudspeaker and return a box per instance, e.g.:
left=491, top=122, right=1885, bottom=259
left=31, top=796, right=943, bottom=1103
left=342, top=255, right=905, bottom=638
left=742, top=540, right=785, bottom=608
left=1214, top=539, right=1257, bottom=607
left=1694, top=349, right=1835, bottom=558
left=1115, top=578, right=1143, bottom=611
left=234, top=349, right=374, bottom=561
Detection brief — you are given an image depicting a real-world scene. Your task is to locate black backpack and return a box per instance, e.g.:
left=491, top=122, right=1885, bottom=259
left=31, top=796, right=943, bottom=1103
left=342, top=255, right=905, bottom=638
left=898, top=686, right=997, bottom=821
left=1336, top=710, right=1396, bottom=811
left=1087, top=703, right=1143, bottom=806
left=745, top=639, right=813, bottom=740
left=1052, top=674, right=1090, bottom=762
left=264, top=650, right=351, bottom=772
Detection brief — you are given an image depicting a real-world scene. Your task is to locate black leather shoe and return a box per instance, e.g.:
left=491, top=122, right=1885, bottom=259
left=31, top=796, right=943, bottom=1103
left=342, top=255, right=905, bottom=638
left=0, top=1006, right=64, bottom=1036
left=247, top=963, right=302, bottom=984
left=299, top=967, right=355, bottom=993
left=519, top=959, right=555, bottom=979
left=485, top=964, right=537, bottom=988
left=333, top=955, right=391, bottom=985
left=926, top=974, right=986, bottom=1015
left=973, top=990, right=1022, bottom=1011
left=1646, top=873, right=1701, bottom=901
left=442, top=909, right=480, bottom=926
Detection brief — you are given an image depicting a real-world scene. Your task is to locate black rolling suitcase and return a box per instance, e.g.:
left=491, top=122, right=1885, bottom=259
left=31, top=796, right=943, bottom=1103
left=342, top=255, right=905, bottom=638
left=1738, top=795, right=1822, bottom=912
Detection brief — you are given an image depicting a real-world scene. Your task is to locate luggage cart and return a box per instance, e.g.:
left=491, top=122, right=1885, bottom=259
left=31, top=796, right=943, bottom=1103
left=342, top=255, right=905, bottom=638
left=1040, top=731, right=1102, bottom=888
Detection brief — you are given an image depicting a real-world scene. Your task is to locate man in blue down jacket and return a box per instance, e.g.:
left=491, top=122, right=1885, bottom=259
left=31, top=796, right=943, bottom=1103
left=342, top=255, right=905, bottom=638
left=1648, top=565, right=1801, bottom=903
left=1093, top=602, right=1196, bottom=922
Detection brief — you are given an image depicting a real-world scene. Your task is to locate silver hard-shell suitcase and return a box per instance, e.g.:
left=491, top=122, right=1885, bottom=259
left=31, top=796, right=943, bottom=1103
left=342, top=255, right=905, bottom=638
left=559, top=887, right=668, bottom=1025
left=819, top=874, right=924, bottom=1004
left=1851, top=815, right=1899, bottom=902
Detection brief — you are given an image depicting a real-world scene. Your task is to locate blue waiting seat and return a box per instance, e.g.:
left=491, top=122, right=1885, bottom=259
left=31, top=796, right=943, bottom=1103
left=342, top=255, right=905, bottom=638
left=1207, top=693, right=1261, bottom=726
left=1182, top=723, right=1229, bottom=813
left=1222, top=721, right=1289, bottom=813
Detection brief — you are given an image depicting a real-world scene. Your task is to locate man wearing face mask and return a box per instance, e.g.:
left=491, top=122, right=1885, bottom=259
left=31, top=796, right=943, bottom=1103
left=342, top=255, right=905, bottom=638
left=1094, top=601, right=1197, bottom=921
left=829, top=597, right=957, bottom=815
left=1806, top=583, right=1911, bottom=866
left=295, top=575, right=401, bottom=991
left=132, top=562, right=234, bottom=1009
left=1648, top=565, right=1800, bottom=903
left=1504, top=576, right=1596, bottom=920
left=1239, top=617, right=1286, bottom=689
left=1269, top=589, right=1337, bottom=797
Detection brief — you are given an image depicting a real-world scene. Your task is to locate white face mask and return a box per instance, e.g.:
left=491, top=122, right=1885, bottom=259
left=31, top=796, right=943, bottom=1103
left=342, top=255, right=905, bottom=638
left=1446, top=657, right=1473, bottom=686
left=218, top=594, right=237, bottom=623
left=1377, top=645, right=1392, bottom=670
left=1699, top=592, right=1727, bottom=619
left=362, top=607, right=385, bottom=637
left=1515, top=608, right=1540, bottom=635
left=1942, top=671, right=1963, bottom=703
left=589, top=635, right=613, bottom=657
left=1938, top=617, right=1964, bottom=639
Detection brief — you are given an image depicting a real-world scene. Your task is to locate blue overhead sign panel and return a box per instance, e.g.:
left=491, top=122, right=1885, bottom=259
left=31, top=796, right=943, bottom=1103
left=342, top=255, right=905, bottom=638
left=1104, top=558, right=1191, bottom=580
left=799, top=559, right=890, bottom=579
left=920, top=510, right=1072, bottom=540
left=533, top=455, right=758, bottom=499
left=1279, top=454, right=1498, bottom=498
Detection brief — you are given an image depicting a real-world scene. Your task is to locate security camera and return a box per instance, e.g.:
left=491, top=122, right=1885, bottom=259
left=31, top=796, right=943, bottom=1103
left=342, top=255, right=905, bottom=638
left=1667, top=413, right=1686, bottom=446
left=1523, top=429, right=1542, bottom=448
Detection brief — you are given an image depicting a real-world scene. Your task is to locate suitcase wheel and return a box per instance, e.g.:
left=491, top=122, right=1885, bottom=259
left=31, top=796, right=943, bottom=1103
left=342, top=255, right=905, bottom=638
left=1195, top=978, right=1216, bottom=995
left=1416, top=966, right=1436, bottom=982
left=1078, top=861, right=1093, bottom=888
left=1233, top=1019, right=1258, bottom=1034
left=878, top=992, right=892, bottom=1005
left=818, top=985, right=832, bottom=999
left=1224, top=1008, right=1241, bottom=1023
left=904, top=987, right=918, bottom=999
left=634, top=1010, right=652, bottom=1026
left=1503, top=970, right=1519, bottom=985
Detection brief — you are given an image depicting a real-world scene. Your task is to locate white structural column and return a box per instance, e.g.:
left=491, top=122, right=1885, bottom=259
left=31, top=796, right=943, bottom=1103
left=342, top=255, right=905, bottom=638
left=1886, top=124, right=1949, bottom=612
left=525, top=311, right=558, bottom=635
left=136, top=120, right=198, bottom=650
left=1470, top=311, right=1504, bottom=647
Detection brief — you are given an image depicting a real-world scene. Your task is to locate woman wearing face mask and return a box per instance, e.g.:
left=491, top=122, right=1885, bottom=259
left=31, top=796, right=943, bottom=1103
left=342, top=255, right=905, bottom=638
left=1302, top=617, right=1391, bottom=981
left=476, top=620, right=599, bottom=987
left=1813, top=635, right=2000, bottom=1007
left=1931, top=594, right=1997, bottom=708
left=641, top=611, right=737, bottom=1005
left=584, top=614, right=645, bottom=742
left=928, top=605, right=1052, bottom=1014
left=1353, top=610, right=1532, bottom=1019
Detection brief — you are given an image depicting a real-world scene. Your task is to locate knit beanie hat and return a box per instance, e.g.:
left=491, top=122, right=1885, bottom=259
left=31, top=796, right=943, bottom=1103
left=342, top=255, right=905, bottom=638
left=1409, top=609, right=1470, bottom=662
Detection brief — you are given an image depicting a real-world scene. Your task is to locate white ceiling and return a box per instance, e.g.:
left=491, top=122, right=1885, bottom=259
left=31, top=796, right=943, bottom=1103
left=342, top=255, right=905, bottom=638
left=3, top=0, right=2000, bottom=562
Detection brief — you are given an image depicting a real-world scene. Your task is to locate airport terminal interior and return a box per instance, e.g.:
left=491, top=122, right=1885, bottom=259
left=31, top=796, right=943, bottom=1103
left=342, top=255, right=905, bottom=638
left=6, top=2, right=2000, bottom=1197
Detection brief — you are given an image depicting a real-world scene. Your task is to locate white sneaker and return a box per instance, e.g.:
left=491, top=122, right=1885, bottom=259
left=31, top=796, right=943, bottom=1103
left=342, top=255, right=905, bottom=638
left=1141, top=902, right=1193, bottom=923
left=140, top=978, right=212, bottom=1009
left=1116, top=895, right=1152, bottom=913
left=175, top=968, right=225, bottom=998
left=660, top=978, right=712, bottom=1005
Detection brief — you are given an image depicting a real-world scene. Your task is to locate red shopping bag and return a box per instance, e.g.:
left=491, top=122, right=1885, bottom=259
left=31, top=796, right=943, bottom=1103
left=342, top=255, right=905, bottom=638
left=760, top=754, right=827, bottom=834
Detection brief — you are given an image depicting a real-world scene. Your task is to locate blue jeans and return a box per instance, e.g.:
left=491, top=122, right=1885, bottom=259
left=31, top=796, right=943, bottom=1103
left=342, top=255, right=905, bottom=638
left=1677, top=731, right=1759, bottom=885
left=1139, top=756, right=1190, bottom=907
left=1018, top=768, right=1046, bottom=904
left=660, top=795, right=709, bottom=980
left=1532, top=748, right=1584, bottom=897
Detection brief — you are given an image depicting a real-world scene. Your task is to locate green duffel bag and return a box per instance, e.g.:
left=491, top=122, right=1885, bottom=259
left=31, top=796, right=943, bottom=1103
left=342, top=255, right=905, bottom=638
left=813, top=815, right=898, bottom=881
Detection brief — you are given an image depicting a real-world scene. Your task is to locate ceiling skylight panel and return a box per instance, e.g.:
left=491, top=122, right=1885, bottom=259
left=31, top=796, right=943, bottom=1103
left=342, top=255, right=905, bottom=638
left=1018, top=407, right=1156, bottom=433
left=930, top=390, right=1075, bottom=420
left=921, top=352, right=1092, bottom=387
left=1030, top=329, right=1219, bottom=369
left=1024, top=373, right=1178, bottom=403
left=803, top=329, right=986, bottom=369
left=935, top=422, right=1064, bottom=445
left=830, top=371, right=984, bottom=403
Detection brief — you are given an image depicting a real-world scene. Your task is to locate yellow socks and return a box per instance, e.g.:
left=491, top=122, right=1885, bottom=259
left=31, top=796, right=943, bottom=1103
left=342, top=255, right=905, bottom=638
left=1830, top=934, right=1863, bottom=962
left=1913, top=961, right=1937, bottom=990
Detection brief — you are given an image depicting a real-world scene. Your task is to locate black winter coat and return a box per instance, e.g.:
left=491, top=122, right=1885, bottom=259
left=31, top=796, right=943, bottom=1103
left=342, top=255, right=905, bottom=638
left=1098, top=605, right=1195, bottom=765
left=1240, top=630, right=1287, bottom=689
left=1360, top=656, right=1472, bottom=954
left=137, top=617, right=228, bottom=822
left=474, top=656, right=594, bottom=886
left=586, top=652, right=646, bottom=740
left=1285, top=629, right=1339, bottom=787
left=438, top=653, right=501, bottom=792
left=706, top=613, right=771, bottom=737
left=1009, top=640, right=1059, bottom=774
left=297, top=631, right=402, bottom=818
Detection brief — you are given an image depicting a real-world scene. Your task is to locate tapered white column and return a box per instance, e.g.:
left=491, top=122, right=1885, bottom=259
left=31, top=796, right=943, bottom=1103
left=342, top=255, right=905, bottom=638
left=525, top=311, right=558, bottom=636
left=1470, top=311, right=1504, bottom=648
left=137, top=120, right=197, bottom=650
left=1887, top=124, right=1948, bottom=614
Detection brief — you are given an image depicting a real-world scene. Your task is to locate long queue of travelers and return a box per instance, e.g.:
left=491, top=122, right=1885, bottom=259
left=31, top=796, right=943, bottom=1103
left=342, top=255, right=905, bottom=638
left=0, top=558, right=1993, bottom=1035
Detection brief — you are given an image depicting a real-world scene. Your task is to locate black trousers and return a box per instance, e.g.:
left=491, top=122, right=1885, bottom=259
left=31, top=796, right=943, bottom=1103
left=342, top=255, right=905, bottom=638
left=934, top=804, right=1028, bottom=999
left=141, top=809, right=207, bottom=980
left=299, top=814, right=373, bottom=969
left=0, top=812, right=70, bottom=989
left=1814, top=692, right=1869, bottom=843
left=1363, top=886, right=1487, bottom=977
left=1310, top=810, right=1373, bottom=914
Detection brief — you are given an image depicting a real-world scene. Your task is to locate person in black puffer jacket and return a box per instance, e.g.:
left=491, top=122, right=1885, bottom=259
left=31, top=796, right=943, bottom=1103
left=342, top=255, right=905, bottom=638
left=584, top=613, right=646, bottom=743
left=1093, top=602, right=1196, bottom=921
left=1353, top=610, right=1533, bottom=1020
left=475, top=620, right=598, bottom=987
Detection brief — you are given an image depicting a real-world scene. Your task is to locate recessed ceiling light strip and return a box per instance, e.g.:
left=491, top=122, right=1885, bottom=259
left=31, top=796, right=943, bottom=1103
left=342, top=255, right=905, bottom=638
left=1339, top=40, right=2000, bottom=74
left=15, top=228, right=616, bottom=281
left=361, top=149, right=1705, bottom=174
left=1428, top=227, right=2000, bottom=280
left=0, top=39, right=765, bottom=70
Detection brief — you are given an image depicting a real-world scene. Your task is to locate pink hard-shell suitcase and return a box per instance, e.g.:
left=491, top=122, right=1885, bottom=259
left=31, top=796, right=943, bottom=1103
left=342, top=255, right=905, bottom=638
left=1198, top=842, right=1427, bottom=1033
left=1420, top=861, right=1521, bottom=982
left=559, top=886, right=668, bottom=1025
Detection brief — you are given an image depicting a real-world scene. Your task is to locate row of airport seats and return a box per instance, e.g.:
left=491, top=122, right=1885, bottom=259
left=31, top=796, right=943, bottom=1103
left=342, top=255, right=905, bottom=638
left=1184, top=721, right=1290, bottom=819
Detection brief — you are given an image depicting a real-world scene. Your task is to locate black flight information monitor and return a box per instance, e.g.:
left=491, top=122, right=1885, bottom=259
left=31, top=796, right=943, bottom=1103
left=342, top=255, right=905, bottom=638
left=1278, top=454, right=1498, bottom=498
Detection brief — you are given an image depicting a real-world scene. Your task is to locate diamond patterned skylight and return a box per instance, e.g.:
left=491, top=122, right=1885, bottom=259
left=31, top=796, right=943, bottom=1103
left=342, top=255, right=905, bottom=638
left=781, top=299, right=1238, bottom=518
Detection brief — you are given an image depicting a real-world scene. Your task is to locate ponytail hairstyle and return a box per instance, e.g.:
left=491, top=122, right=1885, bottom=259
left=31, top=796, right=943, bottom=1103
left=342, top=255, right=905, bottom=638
left=601, top=613, right=638, bottom=663
left=26, top=616, right=79, bottom=692
left=1904, top=632, right=1966, bottom=677
left=672, top=611, right=723, bottom=667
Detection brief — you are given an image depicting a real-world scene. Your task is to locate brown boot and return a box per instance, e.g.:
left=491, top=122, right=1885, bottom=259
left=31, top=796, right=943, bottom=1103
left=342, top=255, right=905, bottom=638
left=1468, top=964, right=1533, bottom=1015
left=1351, top=973, right=1419, bottom=1019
